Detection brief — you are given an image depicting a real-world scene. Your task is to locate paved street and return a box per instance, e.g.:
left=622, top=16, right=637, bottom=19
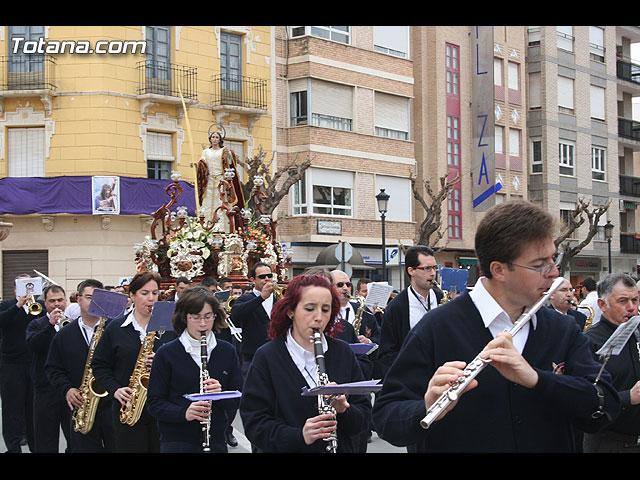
left=0, top=400, right=405, bottom=453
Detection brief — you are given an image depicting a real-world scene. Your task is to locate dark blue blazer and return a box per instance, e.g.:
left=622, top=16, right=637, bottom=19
left=372, top=291, right=620, bottom=453
left=147, top=336, right=242, bottom=453
left=229, top=292, right=275, bottom=359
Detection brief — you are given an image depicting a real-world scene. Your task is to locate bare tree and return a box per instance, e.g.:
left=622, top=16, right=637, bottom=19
left=235, top=146, right=312, bottom=217
left=411, top=172, right=461, bottom=249
left=553, top=197, right=610, bottom=272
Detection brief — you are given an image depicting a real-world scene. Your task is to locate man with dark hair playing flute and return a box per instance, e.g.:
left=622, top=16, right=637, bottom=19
left=372, top=200, right=620, bottom=453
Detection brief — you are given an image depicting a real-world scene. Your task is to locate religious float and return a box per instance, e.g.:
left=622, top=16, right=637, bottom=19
left=133, top=125, right=292, bottom=288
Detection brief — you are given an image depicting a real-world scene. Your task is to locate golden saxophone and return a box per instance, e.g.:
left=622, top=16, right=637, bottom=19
left=420, top=276, right=565, bottom=429
left=311, top=328, right=338, bottom=453
left=119, top=328, right=162, bottom=426
left=571, top=301, right=595, bottom=331
left=73, top=318, right=108, bottom=434
left=350, top=295, right=366, bottom=334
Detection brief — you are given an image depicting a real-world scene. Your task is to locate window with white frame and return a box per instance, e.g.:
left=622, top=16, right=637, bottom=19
left=8, top=127, right=45, bottom=177
left=508, top=62, right=519, bottom=91
left=559, top=140, right=575, bottom=176
left=509, top=129, right=521, bottom=157
left=560, top=208, right=576, bottom=239
left=528, top=71, right=541, bottom=110
left=290, top=26, right=350, bottom=45
left=590, top=84, right=606, bottom=121
left=375, top=92, right=409, bottom=140
left=292, top=173, right=307, bottom=215
left=292, top=168, right=353, bottom=217
left=311, top=79, right=353, bottom=131
left=446, top=44, right=459, bottom=96
left=558, top=75, right=574, bottom=114
left=592, top=146, right=606, bottom=181
left=557, top=26, right=574, bottom=52
left=373, top=26, right=409, bottom=58
left=589, top=26, right=605, bottom=62
left=495, top=125, right=504, bottom=155
left=146, top=131, right=174, bottom=180
left=447, top=116, right=460, bottom=166
left=312, top=168, right=353, bottom=216
left=494, top=58, right=503, bottom=86
left=289, top=78, right=308, bottom=126
left=530, top=139, right=543, bottom=173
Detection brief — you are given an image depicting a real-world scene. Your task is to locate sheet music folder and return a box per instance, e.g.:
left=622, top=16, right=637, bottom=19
left=301, top=379, right=383, bottom=396
left=88, top=289, right=128, bottom=319
left=148, top=301, right=175, bottom=332
left=596, top=316, right=640, bottom=357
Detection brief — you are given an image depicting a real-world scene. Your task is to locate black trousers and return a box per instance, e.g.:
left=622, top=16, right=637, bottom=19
left=584, top=431, right=640, bottom=453
left=69, top=401, right=116, bottom=453
left=33, top=386, right=71, bottom=453
left=0, top=362, right=34, bottom=453
left=111, top=406, right=160, bottom=453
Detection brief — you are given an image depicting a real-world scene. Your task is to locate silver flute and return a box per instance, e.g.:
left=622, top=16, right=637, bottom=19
left=420, top=276, right=565, bottom=429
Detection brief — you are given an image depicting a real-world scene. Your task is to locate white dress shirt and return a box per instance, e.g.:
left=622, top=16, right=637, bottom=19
left=254, top=287, right=273, bottom=318
left=468, top=276, right=535, bottom=354
left=408, top=286, right=438, bottom=330
left=120, top=310, right=148, bottom=342
left=285, top=328, right=327, bottom=388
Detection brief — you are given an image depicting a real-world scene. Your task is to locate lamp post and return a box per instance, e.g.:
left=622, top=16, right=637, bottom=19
left=604, top=220, right=614, bottom=273
left=376, top=189, right=390, bottom=282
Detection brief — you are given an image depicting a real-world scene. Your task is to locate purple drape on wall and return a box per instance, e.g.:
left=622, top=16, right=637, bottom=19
left=0, top=176, right=196, bottom=215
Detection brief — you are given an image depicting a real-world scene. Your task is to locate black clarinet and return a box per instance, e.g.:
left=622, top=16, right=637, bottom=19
left=200, top=331, right=211, bottom=453
left=311, top=328, right=338, bottom=453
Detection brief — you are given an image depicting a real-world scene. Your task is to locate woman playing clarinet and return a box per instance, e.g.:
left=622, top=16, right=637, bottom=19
left=147, top=286, right=242, bottom=453
left=239, top=273, right=371, bottom=453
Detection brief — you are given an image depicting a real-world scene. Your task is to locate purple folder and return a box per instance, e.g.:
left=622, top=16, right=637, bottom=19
left=88, top=289, right=128, bottom=319
left=349, top=343, right=378, bottom=355
left=183, top=391, right=242, bottom=401
left=301, top=380, right=383, bottom=396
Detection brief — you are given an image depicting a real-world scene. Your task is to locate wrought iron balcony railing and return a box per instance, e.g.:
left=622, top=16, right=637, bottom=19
left=211, top=74, right=267, bottom=110
left=137, top=60, right=197, bottom=100
left=0, top=55, right=56, bottom=91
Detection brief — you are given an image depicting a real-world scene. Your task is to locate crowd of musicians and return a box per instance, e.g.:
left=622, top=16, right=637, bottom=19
left=1, top=200, right=639, bottom=453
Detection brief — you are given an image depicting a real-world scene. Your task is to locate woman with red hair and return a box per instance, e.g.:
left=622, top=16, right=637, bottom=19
left=239, top=274, right=371, bottom=453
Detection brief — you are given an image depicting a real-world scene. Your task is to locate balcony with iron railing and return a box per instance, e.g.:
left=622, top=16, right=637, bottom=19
left=0, top=55, right=57, bottom=114
left=620, top=175, right=640, bottom=197
left=619, top=117, right=640, bottom=144
left=136, top=60, right=197, bottom=118
left=620, top=233, right=640, bottom=254
left=210, top=74, right=268, bottom=112
left=617, top=58, right=640, bottom=86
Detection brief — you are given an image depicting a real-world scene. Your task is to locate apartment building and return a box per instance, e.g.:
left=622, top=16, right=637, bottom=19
left=526, top=26, right=640, bottom=286
left=274, top=26, right=415, bottom=287
left=0, top=26, right=273, bottom=296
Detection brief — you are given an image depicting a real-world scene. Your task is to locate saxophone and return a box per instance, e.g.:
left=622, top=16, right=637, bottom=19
left=119, top=329, right=162, bottom=426
left=350, top=295, right=366, bottom=335
left=200, top=331, right=212, bottom=453
left=571, top=301, right=595, bottom=331
left=73, top=318, right=108, bottom=434
left=311, top=328, right=338, bottom=453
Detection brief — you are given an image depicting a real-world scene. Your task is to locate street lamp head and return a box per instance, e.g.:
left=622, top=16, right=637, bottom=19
left=376, top=189, right=390, bottom=214
left=604, top=220, right=614, bottom=241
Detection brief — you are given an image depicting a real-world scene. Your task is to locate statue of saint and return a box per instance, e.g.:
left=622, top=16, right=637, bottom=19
left=196, top=129, right=245, bottom=233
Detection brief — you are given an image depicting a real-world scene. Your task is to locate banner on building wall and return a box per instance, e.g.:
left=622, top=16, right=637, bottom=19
left=0, top=176, right=196, bottom=216
left=471, top=26, right=500, bottom=211
left=92, top=176, right=121, bottom=215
